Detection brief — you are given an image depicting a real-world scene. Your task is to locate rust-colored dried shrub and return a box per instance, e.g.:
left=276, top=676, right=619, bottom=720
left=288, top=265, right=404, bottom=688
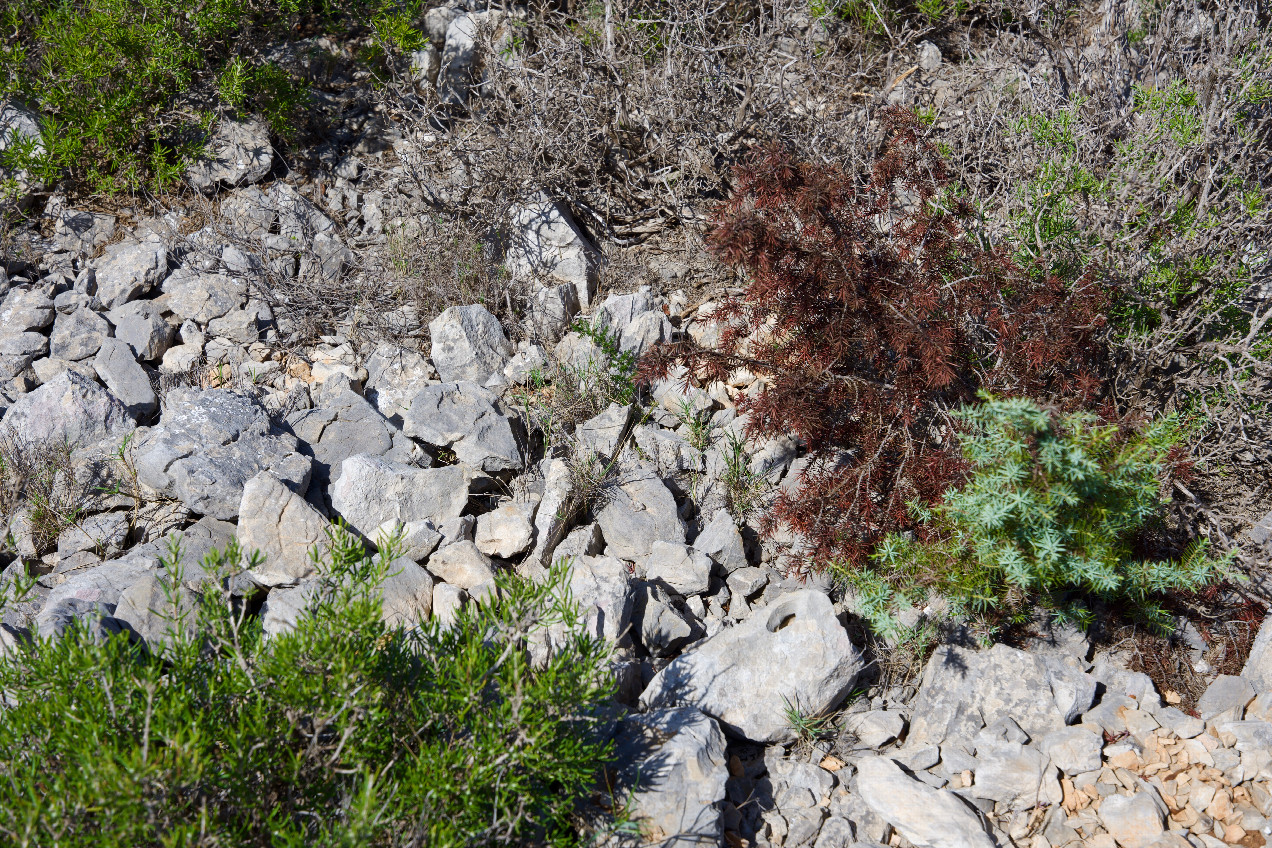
left=640, top=108, right=1111, bottom=572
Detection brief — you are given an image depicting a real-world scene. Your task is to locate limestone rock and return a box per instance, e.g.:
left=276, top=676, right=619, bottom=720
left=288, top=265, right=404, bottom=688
left=428, top=304, right=513, bottom=386
left=330, top=454, right=471, bottom=544
left=401, top=381, right=521, bottom=473
left=93, top=240, right=168, bottom=310
left=93, top=337, right=157, bottom=418
left=597, top=470, right=685, bottom=561
left=505, top=193, right=599, bottom=309
left=643, top=540, right=712, bottom=597
left=1, top=369, right=136, bottom=447
left=186, top=118, right=273, bottom=192
left=855, top=757, right=995, bottom=848
left=238, top=472, right=330, bottom=588
left=474, top=503, right=535, bottom=558
left=49, top=306, right=110, bottom=361
left=641, top=590, right=861, bottom=743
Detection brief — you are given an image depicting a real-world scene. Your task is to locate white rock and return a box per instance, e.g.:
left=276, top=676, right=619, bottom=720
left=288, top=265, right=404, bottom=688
left=505, top=193, right=599, bottom=309
left=426, top=541, right=495, bottom=591
left=238, top=472, right=329, bottom=588
left=428, top=304, right=513, bottom=386
left=643, top=540, right=712, bottom=596
left=855, top=756, right=995, bottom=848
left=330, top=454, right=471, bottom=543
left=474, top=503, right=535, bottom=558
left=640, top=590, right=861, bottom=742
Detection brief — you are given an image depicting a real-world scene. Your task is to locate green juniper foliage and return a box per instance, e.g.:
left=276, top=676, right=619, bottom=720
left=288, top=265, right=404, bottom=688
left=0, top=526, right=616, bottom=847
left=844, top=395, right=1231, bottom=638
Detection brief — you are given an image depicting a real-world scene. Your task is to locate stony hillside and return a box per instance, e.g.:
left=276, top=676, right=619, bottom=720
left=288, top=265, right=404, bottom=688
left=1, top=0, right=1271, bottom=846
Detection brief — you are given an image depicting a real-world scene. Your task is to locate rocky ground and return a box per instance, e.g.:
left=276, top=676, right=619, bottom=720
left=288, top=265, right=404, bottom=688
left=2, top=3, right=1272, bottom=847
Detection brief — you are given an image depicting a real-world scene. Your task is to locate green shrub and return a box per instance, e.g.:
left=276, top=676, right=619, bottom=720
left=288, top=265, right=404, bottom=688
left=0, top=0, right=422, bottom=194
left=842, top=395, right=1232, bottom=638
left=0, top=528, right=617, bottom=846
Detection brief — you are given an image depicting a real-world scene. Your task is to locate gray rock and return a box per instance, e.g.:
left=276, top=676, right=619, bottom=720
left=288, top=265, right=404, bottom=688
left=57, top=512, right=130, bottom=561
left=635, top=580, right=701, bottom=656
left=854, top=757, right=995, bottom=848
left=907, top=643, right=1087, bottom=749
left=1039, top=726, right=1104, bottom=775
left=597, top=470, right=685, bottom=561
left=286, top=387, right=414, bottom=490
left=812, top=817, right=856, bottom=848
left=238, top=472, right=330, bottom=588
left=133, top=388, right=311, bottom=519
left=526, top=458, right=572, bottom=568
left=554, top=522, right=604, bottom=563
left=634, top=425, right=704, bottom=478
left=562, top=554, right=634, bottom=644
left=1, top=369, right=135, bottom=447
left=644, top=540, right=712, bottom=596
left=260, top=581, right=317, bottom=637
left=161, top=269, right=247, bottom=324
left=53, top=208, right=116, bottom=254
left=401, top=381, right=521, bottom=473
left=206, top=306, right=262, bottom=344
left=1097, top=791, right=1167, bottom=848
left=641, top=590, right=861, bottom=742
left=432, top=582, right=466, bottom=628
left=524, top=282, right=580, bottom=343
left=94, top=240, right=167, bottom=310
left=112, top=571, right=196, bottom=654
left=0, top=105, right=45, bottom=208
left=329, top=454, right=470, bottom=544
left=1244, top=613, right=1272, bottom=693
left=576, top=402, right=631, bottom=458
left=505, top=193, right=599, bottom=308
left=378, top=557, right=435, bottom=628
left=918, top=41, right=942, bottom=72
left=269, top=182, right=337, bottom=243
left=426, top=541, right=495, bottom=591
left=106, top=300, right=173, bottom=361
left=93, top=337, right=157, bottom=418
left=428, top=304, right=513, bottom=385
left=363, top=343, right=434, bottom=422
left=967, top=740, right=1061, bottom=810
left=437, top=13, right=480, bottom=104
left=595, top=290, right=656, bottom=335
left=0, top=330, right=49, bottom=358
left=843, top=710, right=907, bottom=748
left=1198, top=674, right=1255, bottom=721
left=49, top=306, right=110, bottom=361
left=186, top=118, right=273, bottom=192
left=474, top=503, right=535, bottom=558
left=727, top=566, right=768, bottom=599
left=693, top=509, right=748, bottom=573
left=612, top=707, right=728, bottom=848
left=0, top=286, right=55, bottom=335
left=620, top=310, right=674, bottom=356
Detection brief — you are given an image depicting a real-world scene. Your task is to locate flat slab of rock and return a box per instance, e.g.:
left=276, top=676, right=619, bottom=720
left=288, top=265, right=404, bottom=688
left=93, top=337, right=157, bottom=418
left=1244, top=613, right=1272, bottom=693
left=93, top=239, right=167, bottom=310
left=134, top=388, right=311, bottom=520
left=855, top=757, right=996, bottom=848
left=640, top=589, right=861, bottom=742
left=401, top=381, right=521, bottom=473
left=286, top=387, right=415, bottom=489
left=330, top=454, right=471, bottom=545
left=612, top=707, right=728, bottom=848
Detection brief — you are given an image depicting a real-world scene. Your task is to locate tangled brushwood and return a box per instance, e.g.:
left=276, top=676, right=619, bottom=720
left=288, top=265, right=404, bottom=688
left=640, top=109, right=1111, bottom=572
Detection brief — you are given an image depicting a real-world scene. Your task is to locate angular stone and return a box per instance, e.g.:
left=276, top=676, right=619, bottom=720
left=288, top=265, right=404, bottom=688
left=186, top=118, right=273, bottom=192
left=0, top=105, right=45, bottom=208
left=428, top=304, right=513, bottom=386
left=94, top=240, right=167, bottom=310
left=855, top=756, right=995, bottom=848
left=238, top=472, right=330, bottom=588
left=106, top=300, right=173, bottom=361
left=0, top=286, right=54, bottom=335
left=401, top=381, right=521, bottom=473
left=57, top=512, right=130, bottom=561
left=693, top=509, right=748, bottom=573
left=1, top=369, right=135, bottom=447
left=133, top=388, right=311, bottom=519
left=612, top=707, right=728, bottom=848
left=1198, top=674, right=1256, bottom=721
left=363, top=342, right=434, bottom=422
left=635, top=580, right=701, bottom=657
left=0, top=330, right=49, bottom=359
left=286, top=387, right=414, bottom=490
left=379, top=557, right=435, bottom=628
left=644, top=540, right=712, bottom=596
left=49, top=306, right=110, bottom=361
left=1097, top=791, right=1167, bottom=848
left=426, top=541, right=495, bottom=591
left=727, top=566, right=768, bottom=599
left=474, top=503, right=535, bottom=558
left=112, top=571, right=196, bottom=654
left=93, top=337, right=156, bottom=418
left=161, top=269, right=247, bottom=324
left=561, top=554, right=634, bottom=645
left=1242, top=613, right=1272, bottom=693
left=968, top=740, right=1062, bottom=810
left=575, top=402, right=630, bottom=458
left=1039, top=726, right=1104, bottom=775
left=505, top=193, right=599, bottom=309
left=844, top=710, right=907, bottom=748
left=330, top=454, right=471, bottom=544
left=53, top=208, right=116, bottom=254
left=597, top=470, right=685, bottom=561
left=524, top=282, right=580, bottom=343
left=620, top=310, right=674, bottom=356
left=641, top=590, right=861, bottom=743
